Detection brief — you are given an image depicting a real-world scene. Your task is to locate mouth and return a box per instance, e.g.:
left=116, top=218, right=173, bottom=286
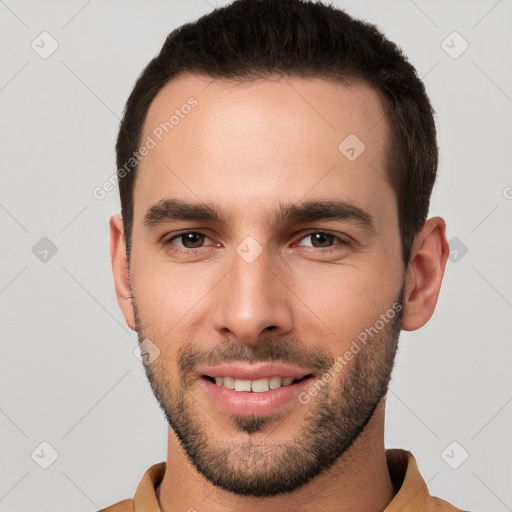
left=201, top=374, right=314, bottom=393
left=199, top=372, right=316, bottom=417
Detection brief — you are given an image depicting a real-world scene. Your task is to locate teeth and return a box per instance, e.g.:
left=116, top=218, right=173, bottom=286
left=252, top=378, right=271, bottom=392
left=212, top=376, right=298, bottom=392
left=222, top=376, right=235, bottom=389
left=234, top=379, right=251, bottom=392
left=269, top=376, right=282, bottom=389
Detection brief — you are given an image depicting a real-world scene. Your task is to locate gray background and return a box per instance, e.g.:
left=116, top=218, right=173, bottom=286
left=1, top=0, right=511, bottom=511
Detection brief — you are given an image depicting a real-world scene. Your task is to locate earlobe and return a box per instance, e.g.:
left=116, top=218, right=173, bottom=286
left=401, top=217, right=450, bottom=332
left=109, top=214, right=136, bottom=331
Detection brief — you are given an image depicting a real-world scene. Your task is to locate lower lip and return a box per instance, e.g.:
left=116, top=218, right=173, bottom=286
left=200, top=376, right=314, bottom=417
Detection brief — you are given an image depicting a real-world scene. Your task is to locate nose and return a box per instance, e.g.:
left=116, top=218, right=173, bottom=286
left=212, top=247, right=294, bottom=346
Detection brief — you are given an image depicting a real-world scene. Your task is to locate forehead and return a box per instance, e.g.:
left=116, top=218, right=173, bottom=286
left=142, top=73, right=389, bottom=157
left=134, top=72, right=394, bottom=230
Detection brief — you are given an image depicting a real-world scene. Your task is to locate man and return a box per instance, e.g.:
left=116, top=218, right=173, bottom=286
left=103, top=0, right=463, bottom=510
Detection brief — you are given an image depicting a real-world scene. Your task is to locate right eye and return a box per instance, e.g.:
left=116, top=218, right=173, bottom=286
left=163, top=231, right=221, bottom=254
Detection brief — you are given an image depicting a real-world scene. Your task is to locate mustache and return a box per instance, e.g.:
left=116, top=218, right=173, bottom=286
left=177, top=337, right=335, bottom=383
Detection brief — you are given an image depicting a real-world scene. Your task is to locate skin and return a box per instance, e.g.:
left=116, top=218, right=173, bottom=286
left=110, top=73, right=450, bottom=512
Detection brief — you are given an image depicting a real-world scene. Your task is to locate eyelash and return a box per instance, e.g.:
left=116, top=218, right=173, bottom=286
left=163, top=230, right=352, bottom=255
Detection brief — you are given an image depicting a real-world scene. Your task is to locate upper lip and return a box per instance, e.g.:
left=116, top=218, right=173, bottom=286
left=198, top=362, right=314, bottom=381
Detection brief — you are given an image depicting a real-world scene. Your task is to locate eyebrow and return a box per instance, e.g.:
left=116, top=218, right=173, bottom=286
left=143, top=197, right=376, bottom=234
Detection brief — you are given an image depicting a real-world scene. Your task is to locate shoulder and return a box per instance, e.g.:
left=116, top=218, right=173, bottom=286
left=97, top=462, right=165, bottom=511
left=428, top=496, right=474, bottom=512
left=98, top=498, right=134, bottom=512
left=386, top=449, right=471, bottom=512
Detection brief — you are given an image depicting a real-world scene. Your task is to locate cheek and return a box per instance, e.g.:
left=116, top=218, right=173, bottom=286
left=131, top=258, right=219, bottom=329
left=295, top=261, right=401, bottom=343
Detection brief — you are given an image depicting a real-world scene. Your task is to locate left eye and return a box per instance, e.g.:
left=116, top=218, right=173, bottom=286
left=296, top=232, right=348, bottom=249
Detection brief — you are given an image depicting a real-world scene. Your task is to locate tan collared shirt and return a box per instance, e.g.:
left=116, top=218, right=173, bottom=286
left=100, top=449, right=465, bottom=511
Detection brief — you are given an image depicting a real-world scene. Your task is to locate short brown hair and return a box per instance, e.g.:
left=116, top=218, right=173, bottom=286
left=116, top=0, right=438, bottom=265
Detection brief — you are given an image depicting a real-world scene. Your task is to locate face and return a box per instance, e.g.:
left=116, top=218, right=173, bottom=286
left=124, top=73, right=406, bottom=496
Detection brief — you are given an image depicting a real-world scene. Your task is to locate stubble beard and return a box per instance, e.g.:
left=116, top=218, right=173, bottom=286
left=133, top=285, right=404, bottom=497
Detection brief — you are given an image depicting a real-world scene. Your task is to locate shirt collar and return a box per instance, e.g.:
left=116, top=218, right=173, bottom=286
left=131, top=449, right=441, bottom=511
left=384, top=449, right=432, bottom=511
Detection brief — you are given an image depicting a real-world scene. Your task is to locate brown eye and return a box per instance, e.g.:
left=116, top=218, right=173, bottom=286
left=309, top=232, right=336, bottom=248
left=167, top=232, right=211, bottom=249
left=297, top=231, right=349, bottom=250
left=179, top=233, right=205, bottom=248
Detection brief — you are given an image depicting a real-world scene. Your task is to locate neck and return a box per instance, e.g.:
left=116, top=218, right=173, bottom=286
left=157, top=401, right=394, bottom=512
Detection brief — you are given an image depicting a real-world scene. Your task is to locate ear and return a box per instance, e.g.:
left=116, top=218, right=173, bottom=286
left=109, top=214, right=136, bottom=331
left=401, top=216, right=450, bottom=331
